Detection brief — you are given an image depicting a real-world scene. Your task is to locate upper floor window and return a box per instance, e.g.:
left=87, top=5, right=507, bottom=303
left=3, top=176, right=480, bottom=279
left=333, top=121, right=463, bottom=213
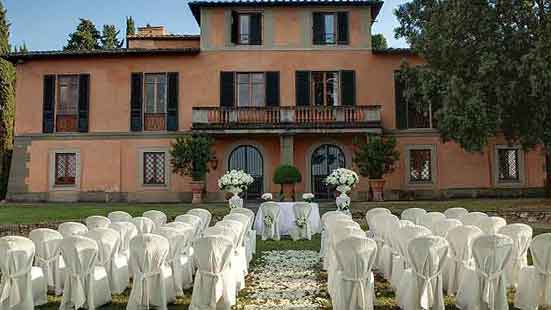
left=231, top=12, right=262, bottom=45
left=313, top=12, right=349, bottom=45
left=237, top=73, right=266, bottom=107
left=295, top=70, right=356, bottom=107
left=311, top=71, right=339, bottom=106
left=394, top=72, right=435, bottom=129
left=143, top=73, right=167, bottom=131
left=42, top=74, right=90, bottom=134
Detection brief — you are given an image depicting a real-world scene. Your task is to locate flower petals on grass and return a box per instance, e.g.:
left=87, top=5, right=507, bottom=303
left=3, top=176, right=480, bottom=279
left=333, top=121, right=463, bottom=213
left=238, top=250, right=330, bottom=309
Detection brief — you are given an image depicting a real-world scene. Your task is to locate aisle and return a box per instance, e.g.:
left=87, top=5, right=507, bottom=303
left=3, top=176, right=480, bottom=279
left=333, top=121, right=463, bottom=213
left=236, top=250, right=330, bottom=309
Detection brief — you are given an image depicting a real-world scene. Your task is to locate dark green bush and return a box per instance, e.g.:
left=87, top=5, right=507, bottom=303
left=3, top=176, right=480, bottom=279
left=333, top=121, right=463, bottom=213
left=170, top=135, right=214, bottom=181
left=272, top=164, right=302, bottom=185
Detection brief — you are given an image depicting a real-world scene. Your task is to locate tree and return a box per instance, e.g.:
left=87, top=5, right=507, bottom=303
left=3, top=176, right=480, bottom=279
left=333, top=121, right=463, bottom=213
left=394, top=0, right=551, bottom=154
left=13, top=42, right=27, bottom=53
left=0, top=0, right=14, bottom=199
left=101, top=24, right=123, bottom=49
left=371, top=33, right=388, bottom=49
left=64, top=18, right=101, bottom=50
left=126, top=16, right=135, bottom=36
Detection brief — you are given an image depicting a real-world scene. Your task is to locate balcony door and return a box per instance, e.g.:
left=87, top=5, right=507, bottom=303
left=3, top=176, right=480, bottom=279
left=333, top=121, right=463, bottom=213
left=228, top=145, right=264, bottom=199
left=311, top=144, right=345, bottom=199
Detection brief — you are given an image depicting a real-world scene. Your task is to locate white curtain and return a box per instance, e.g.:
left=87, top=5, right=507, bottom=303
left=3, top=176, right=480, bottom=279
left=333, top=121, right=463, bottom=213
left=456, top=234, right=514, bottom=310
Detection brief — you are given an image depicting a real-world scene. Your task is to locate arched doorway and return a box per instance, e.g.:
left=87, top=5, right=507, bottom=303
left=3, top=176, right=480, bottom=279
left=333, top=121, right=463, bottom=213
left=228, top=145, right=264, bottom=199
left=311, top=144, right=346, bottom=199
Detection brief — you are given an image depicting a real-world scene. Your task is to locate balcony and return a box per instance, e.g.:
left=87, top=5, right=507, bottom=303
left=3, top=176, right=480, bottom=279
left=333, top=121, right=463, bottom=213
left=192, top=106, right=382, bottom=133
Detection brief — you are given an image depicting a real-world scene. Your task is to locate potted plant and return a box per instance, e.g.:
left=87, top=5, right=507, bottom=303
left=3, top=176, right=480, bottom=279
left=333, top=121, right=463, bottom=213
left=272, top=164, right=302, bottom=201
left=353, top=135, right=399, bottom=201
left=170, top=135, right=214, bottom=204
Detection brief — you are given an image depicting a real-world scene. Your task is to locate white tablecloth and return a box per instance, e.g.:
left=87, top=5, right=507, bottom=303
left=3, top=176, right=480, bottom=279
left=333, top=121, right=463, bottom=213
left=254, top=202, right=322, bottom=236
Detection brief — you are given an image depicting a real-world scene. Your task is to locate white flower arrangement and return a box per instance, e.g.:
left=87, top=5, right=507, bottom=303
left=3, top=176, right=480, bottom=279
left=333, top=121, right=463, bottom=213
left=295, top=216, right=308, bottom=229
left=302, top=193, right=315, bottom=203
left=217, top=169, right=254, bottom=194
left=263, top=215, right=274, bottom=226
left=261, top=193, right=273, bottom=201
left=325, top=168, right=359, bottom=193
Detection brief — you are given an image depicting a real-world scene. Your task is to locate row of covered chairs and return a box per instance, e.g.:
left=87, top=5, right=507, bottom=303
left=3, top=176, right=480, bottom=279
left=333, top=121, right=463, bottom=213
left=365, top=207, right=551, bottom=310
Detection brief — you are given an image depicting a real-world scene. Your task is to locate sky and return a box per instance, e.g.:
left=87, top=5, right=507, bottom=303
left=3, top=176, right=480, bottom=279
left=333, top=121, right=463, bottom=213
left=4, top=0, right=409, bottom=51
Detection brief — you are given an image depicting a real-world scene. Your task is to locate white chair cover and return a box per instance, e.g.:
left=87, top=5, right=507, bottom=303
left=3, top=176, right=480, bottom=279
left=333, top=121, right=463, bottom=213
left=143, top=210, right=168, bottom=229
left=460, top=211, right=488, bottom=226
left=432, top=219, right=462, bottom=238
left=419, top=212, right=446, bottom=232
left=131, top=216, right=155, bottom=235
left=390, top=225, right=432, bottom=288
left=444, top=225, right=483, bottom=295
left=224, top=213, right=253, bottom=262
left=190, top=236, right=235, bottom=310
left=58, top=222, right=88, bottom=238
left=85, top=215, right=111, bottom=230
left=401, top=208, right=427, bottom=225
left=456, top=234, right=513, bottom=310
left=107, top=210, right=132, bottom=223
left=0, top=236, right=47, bottom=309
left=187, top=208, right=212, bottom=233
left=157, top=226, right=196, bottom=296
left=161, top=223, right=196, bottom=289
left=321, top=212, right=351, bottom=257
left=108, top=221, right=138, bottom=260
left=477, top=216, right=507, bottom=234
left=214, top=220, right=247, bottom=291
left=58, top=235, right=111, bottom=310
left=444, top=207, right=469, bottom=220
left=333, top=236, right=377, bottom=310
left=85, top=228, right=129, bottom=294
left=323, top=217, right=358, bottom=270
left=260, top=202, right=281, bottom=241
left=498, top=223, right=532, bottom=288
left=164, top=221, right=195, bottom=232
left=175, top=214, right=204, bottom=239
left=290, top=202, right=313, bottom=241
left=396, top=236, right=449, bottom=310
left=515, top=233, right=551, bottom=310
left=365, top=208, right=391, bottom=230
left=29, top=228, right=65, bottom=295
left=376, top=213, right=400, bottom=279
left=127, top=233, right=175, bottom=310
left=230, top=207, right=257, bottom=255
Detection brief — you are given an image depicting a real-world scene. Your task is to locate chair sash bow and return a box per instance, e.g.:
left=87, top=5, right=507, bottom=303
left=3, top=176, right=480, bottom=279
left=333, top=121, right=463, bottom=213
left=476, top=269, right=504, bottom=310
left=0, top=266, right=31, bottom=307
left=413, top=270, right=442, bottom=309
left=341, top=272, right=374, bottom=309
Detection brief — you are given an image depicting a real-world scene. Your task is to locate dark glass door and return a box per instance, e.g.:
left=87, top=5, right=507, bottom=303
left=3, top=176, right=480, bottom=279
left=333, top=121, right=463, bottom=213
left=311, top=144, right=345, bottom=199
left=228, top=145, right=264, bottom=199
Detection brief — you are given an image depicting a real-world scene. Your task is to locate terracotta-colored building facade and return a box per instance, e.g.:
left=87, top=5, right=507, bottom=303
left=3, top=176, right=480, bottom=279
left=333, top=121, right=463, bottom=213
left=4, top=0, right=546, bottom=202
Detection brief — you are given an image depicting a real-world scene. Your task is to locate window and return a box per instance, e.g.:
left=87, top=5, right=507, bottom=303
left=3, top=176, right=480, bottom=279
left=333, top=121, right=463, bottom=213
left=498, top=148, right=520, bottom=182
left=409, top=149, right=432, bottom=183
left=237, top=73, right=266, bottom=107
left=321, top=13, right=336, bottom=44
left=55, top=153, right=77, bottom=186
left=394, top=72, right=435, bottom=129
left=313, top=12, right=348, bottom=45
left=56, top=75, right=79, bottom=132
left=144, top=73, right=167, bottom=131
left=311, top=72, right=340, bottom=106
left=408, top=103, right=433, bottom=129
left=232, top=12, right=262, bottom=45
left=143, top=152, right=166, bottom=185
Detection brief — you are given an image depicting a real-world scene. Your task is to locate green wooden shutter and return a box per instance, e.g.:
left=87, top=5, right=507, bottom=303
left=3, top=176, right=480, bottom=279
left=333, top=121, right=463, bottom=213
left=250, top=13, right=262, bottom=45
left=166, top=72, right=179, bottom=131
left=220, top=72, right=235, bottom=107
left=231, top=11, right=239, bottom=44
left=395, top=71, right=408, bottom=129
left=43, top=75, right=56, bottom=133
left=312, top=13, right=324, bottom=45
left=295, top=71, right=311, bottom=106
left=340, top=70, right=356, bottom=106
left=77, top=74, right=90, bottom=132
left=130, top=72, right=143, bottom=131
left=265, top=72, right=280, bottom=107
left=337, top=12, right=349, bottom=45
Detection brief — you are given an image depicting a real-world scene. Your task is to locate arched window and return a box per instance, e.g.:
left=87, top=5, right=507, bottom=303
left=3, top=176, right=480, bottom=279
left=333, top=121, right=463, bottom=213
left=311, top=144, right=345, bottom=199
left=228, top=145, right=264, bottom=198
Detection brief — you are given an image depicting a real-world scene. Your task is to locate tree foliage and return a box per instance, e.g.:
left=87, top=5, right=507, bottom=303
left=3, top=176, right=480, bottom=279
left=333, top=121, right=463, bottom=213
left=64, top=18, right=101, bottom=50
left=272, top=165, right=302, bottom=185
left=371, top=33, right=388, bottom=49
left=170, top=135, right=214, bottom=181
left=126, top=16, right=136, bottom=37
left=394, top=0, right=551, bottom=153
left=101, top=24, right=123, bottom=49
left=0, top=0, right=14, bottom=152
left=353, top=135, right=400, bottom=179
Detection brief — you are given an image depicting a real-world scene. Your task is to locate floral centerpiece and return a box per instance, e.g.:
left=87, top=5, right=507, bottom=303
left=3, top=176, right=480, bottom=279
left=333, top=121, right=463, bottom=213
left=264, top=214, right=274, bottom=226
left=218, top=169, right=254, bottom=208
left=302, top=193, right=315, bottom=203
left=295, top=216, right=308, bottom=228
left=325, top=168, right=359, bottom=215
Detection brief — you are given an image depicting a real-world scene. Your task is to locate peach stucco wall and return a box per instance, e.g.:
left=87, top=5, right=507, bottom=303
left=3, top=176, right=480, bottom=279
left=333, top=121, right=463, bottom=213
left=127, top=38, right=200, bottom=49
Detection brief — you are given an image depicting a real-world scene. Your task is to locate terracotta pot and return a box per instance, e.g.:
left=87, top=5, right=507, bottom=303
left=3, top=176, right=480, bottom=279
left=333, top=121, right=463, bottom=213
left=281, top=183, right=295, bottom=201
left=369, top=179, right=386, bottom=202
left=191, top=181, right=205, bottom=204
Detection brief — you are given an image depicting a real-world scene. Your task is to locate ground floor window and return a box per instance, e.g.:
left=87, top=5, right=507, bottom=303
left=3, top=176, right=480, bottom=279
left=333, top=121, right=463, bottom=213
left=409, top=149, right=432, bottom=183
left=143, top=152, right=166, bottom=185
left=55, top=153, right=77, bottom=185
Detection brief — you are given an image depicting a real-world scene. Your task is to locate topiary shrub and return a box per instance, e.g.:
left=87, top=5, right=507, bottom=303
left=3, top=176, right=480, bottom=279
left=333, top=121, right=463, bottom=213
left=273, top=164, right=302, bottom=185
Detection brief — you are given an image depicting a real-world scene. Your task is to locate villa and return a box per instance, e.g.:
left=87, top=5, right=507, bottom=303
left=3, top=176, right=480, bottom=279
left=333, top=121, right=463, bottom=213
left=3, top=0, right=546, bottom=202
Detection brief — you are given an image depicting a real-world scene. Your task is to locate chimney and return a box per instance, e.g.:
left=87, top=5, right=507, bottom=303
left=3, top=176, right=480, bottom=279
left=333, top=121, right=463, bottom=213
left=136, top=25, right=167, bottom=36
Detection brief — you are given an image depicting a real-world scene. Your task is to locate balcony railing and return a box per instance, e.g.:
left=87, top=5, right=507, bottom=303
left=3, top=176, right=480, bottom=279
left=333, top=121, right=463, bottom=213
left=192, top=105, right=381, bottom=130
